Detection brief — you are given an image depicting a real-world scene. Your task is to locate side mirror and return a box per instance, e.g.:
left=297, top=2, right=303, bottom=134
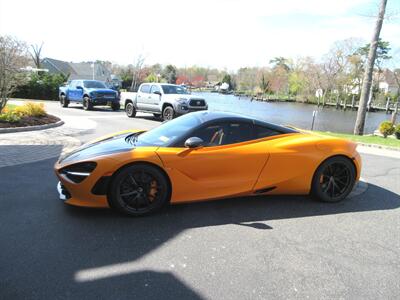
left=153, top=91, right=161, bottom=95
left=184, top=137, right=204, bottom=149
left=76, top=86, right=83, bottom=90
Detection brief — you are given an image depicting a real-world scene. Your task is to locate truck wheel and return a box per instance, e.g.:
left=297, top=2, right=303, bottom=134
left=125, top=102, right=136, bottom=118
left=162, top=106, right=174, bottom=121
left=60, top=95, right=69, bottom=108
left=83, top=97, right=93, bottom=111
left=111, top=102, right=120, bottom=111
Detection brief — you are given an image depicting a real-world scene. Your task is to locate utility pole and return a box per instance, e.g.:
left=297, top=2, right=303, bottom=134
left=354, top=0, right=387, bottom=135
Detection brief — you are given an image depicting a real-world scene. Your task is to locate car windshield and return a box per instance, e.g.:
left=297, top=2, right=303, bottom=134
left=161, top=85, right=190, bottom=95
left=83, top=81, right=107, bottom=88
left=127, top=114, right=201, bottom=147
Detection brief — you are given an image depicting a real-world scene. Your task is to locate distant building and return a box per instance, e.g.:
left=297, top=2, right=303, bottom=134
left=378, top=69, right=399, bottom=95
left=41, top=57, right=113, bottom=82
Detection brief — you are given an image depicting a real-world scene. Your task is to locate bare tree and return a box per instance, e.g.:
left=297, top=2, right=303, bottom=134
left=354, top=0, right=387, bottom=135
left=0, top=35, right=29, bottom=113
left=30, top=42, right=43, bottom=69
left=130, top=54, right=146, bottom=92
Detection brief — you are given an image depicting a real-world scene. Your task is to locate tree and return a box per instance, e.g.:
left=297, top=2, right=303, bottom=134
left=222, top=74, right=232, bottom=90
left=269, top=57, right=290, bottom=72
left=354, top=0, right=387, bottom=135
left=162, top=65, right=177, bottom=84
left=0, top=35, right=29, bottom=113
left=260, top=73, right=270, bottom=93
left=30, top=42, right=43, bottom=69
left=130, top=54, right=146, bottom=92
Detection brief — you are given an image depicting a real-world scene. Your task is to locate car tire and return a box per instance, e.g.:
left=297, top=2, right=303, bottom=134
left=311, top=156, right=356, bottom=203
left=162, top=106, right=174, bottom=121
left=125, top=102, right=136, bottom=118
left=60, top=95, right=69, bottom=108
left=83, top=97, right=93, bottom=111
left=111, top=102, right=120, bottom=111
left=108, top=164, right=171, bottom=216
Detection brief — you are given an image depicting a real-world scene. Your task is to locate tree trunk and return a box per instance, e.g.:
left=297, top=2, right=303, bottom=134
left=354, top=0, right=387, bottom=135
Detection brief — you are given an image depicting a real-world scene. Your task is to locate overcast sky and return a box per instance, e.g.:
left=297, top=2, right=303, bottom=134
left=1, top=0, right=399, bottom=69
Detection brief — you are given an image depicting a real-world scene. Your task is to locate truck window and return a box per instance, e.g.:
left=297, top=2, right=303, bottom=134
left=150, top=85, right=161, bottom=94
left=140, top=84, right=150, bottom=93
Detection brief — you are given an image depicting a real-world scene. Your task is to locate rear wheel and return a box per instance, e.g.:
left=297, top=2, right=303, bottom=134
left=108, top=164, right=170, bottom=216
left=60, top=95, right=69, bottom=108
left=311, top=156, right=356, bottom=202
left=162, top=106, right=174, bottom=121
left=83, top=97, right=93, bottom=111
left=125, top=102, right=136, bottom=118
left=111, top=102, right=120, bottom=111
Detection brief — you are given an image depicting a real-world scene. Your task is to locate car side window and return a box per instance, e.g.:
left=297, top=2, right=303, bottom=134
left=189, top=121, right=253, bottom=147
left=150, top=85, right=161, bottom=94
left=192, top=123, right=227, bottom=147
left=225, top=122, right=253, bottom=144
left=255, top=125, right=280, bottom=139
left=69, top=81, right=76, bottom=88
left=140, top=84, right=150, bottom=93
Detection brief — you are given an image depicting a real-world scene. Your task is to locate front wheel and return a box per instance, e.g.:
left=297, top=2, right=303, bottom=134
left=111, top=102, right=120, bottom=111
left=83, top=97, right=93, bottom=111
left=60, top=95, right=69, bottom=108
left=162, top=106, right=175, bottom=121
left=125, top=102, right=136, bottom=118
left=108, top=164, right=170, bottom=216
left=311, top=156, right=356, bottom=202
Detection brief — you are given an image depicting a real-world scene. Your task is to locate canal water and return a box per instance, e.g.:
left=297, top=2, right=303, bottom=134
left=195, top=92, right=391, bottom=134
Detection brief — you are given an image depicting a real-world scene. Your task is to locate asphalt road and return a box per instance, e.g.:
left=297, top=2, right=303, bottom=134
left=1, top=102, right=399, bottom=299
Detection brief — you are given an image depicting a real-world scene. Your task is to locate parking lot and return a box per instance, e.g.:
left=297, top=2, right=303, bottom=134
left=1, top=102, right=399, bottom=299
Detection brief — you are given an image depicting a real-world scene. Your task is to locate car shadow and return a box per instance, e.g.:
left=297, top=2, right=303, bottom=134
left=1, top=155, right=399, bottom=299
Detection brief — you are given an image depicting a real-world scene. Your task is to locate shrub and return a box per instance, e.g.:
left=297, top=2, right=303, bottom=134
left=379, top=121, right=395, bottom=138
left=13, top=102, right=46, bottom=117
left=395, top=124, right=400, bottom=139
left=0, top=111, right=21, bottom=123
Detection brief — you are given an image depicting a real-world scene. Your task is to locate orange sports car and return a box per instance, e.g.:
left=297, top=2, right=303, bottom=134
left=55, top=111, right=361, bottom=216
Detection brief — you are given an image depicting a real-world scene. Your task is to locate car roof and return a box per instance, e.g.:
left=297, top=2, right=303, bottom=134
left=189, top=111, right=298, bottom=133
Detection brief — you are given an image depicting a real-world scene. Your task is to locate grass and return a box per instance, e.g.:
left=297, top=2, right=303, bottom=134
left=4, top=103, right=17, bottom=111
left=314, top=131, right=400, bottom=148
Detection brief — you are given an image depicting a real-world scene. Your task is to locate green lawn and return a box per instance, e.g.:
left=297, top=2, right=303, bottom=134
left=4, top=103, right=17, bottom=111
left=314, top=131, right=400, bottom=148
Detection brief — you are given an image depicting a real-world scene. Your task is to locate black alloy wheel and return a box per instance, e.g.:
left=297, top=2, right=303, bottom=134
left=83, top=97, right=93, bottom=111
left=125, top=102, right=136, bottom=118
left=109, top=164, right=170, bottom=216
left=111, top=102, right=120, bottom=111
left=60, top=95, right=69, bottom=108
left=162, top=106, right=174, bottom=121
left=311, top=156, right=356, bottom=202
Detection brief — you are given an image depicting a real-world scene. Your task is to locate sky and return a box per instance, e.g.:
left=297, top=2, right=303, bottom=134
left=0, top=0, right=399, bottom=70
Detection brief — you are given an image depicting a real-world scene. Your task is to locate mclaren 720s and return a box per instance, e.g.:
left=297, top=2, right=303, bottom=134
left=55, top=111, right=361, bottom=216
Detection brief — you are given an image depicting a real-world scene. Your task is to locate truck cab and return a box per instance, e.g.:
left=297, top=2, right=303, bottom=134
left=59, top=80, right=120, bottom=111
left=120, top=83, right=208, bottom=121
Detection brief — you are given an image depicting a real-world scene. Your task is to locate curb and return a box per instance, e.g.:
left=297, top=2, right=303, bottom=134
left=356, top=142, right=399, bottom=152
left=0, top=120, right=64, bottom=134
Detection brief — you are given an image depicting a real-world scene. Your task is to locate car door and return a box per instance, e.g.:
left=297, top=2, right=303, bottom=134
left=67, top=80, right=77, bottom=101
left=156, top=120, right=270, bottom=202
left=149, top=84, right=162, bottom=111
left=136, top=84, right=151, bottom=110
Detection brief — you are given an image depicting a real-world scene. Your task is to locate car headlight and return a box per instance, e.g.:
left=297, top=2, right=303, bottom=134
left=176, top=98, right=188, bottom=104
left=59, top=162, right=97, bottom=183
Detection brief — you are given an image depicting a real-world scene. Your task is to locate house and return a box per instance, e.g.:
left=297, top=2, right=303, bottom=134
left=41, top=58, right=114, bottom=82
left=378, top=69, right=399, bottom=95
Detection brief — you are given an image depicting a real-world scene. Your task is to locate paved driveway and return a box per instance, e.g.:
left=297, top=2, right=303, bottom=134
left=1, top=101, right=399, bottom=299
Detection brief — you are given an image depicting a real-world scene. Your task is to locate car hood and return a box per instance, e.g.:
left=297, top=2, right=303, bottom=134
left=59, top=131, right=143, bottom=164
left=162, top=94, right=205, bottom=100
left=85, top=88, right=116, bottom=93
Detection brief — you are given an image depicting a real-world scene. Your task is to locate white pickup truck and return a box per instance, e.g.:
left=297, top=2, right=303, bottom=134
left=120, top=83, right=208, bottom=121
